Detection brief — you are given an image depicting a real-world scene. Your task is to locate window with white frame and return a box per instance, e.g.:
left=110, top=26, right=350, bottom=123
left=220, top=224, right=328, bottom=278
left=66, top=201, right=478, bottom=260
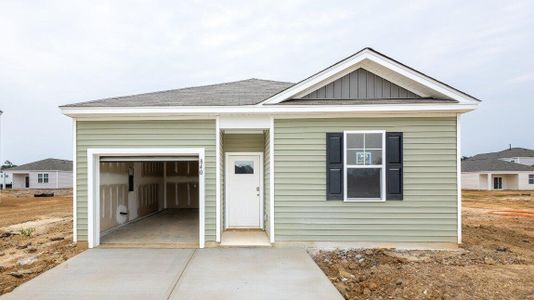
left=529, top=174, right=534, bottom=185
left=344, top=131, right=385, bottom=201
left=38, top=173, right=49, bottom=183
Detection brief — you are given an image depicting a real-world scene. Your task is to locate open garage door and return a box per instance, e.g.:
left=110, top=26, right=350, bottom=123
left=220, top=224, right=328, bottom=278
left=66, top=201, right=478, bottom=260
left=86, top=149, right=205, bottom=248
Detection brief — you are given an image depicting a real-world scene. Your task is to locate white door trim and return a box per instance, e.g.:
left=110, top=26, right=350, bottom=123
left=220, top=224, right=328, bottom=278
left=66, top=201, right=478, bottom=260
left=224, top=152, right=264, bottom=230
left=86, top=148, right=205, bottom=248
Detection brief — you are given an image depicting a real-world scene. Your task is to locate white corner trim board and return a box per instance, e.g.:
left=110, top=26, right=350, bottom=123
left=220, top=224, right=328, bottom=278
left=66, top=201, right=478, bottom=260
left=456, top=114, right=462, bottom=244
left=86, top=148, right=206, bottom=248
left=72, top=119, right=77, bottom=243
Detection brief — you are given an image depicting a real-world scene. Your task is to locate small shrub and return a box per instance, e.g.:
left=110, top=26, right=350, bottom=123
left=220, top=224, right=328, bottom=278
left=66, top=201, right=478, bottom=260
left=19, top=227, right=35, bottom=237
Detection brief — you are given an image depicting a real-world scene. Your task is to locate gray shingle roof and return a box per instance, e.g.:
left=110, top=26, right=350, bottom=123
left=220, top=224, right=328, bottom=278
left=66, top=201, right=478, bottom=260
left=61, top=79, right=294, bottom=107
left=469, top=148, right=534, bottom=161
left=462, top=159, right=534, bottom=172
left=8, top=158, right=73, bottom=172
left=462, top=147, right=534, bottom=172
left=274, top=98, right=458, bottom=105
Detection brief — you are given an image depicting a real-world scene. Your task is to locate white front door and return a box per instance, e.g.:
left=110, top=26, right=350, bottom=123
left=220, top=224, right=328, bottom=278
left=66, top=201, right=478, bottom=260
left=226, top=153, right=262, bottom=228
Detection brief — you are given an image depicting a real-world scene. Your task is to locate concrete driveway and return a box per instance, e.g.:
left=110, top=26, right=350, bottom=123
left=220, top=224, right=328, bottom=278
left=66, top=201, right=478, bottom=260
left=1, top=248, right=342, bottom=300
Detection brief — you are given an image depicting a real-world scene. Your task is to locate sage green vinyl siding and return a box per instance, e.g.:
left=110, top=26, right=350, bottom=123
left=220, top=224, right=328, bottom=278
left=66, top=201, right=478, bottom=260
left=274, top=117, right=458, bottom=243
left=75, top=120, right=216, bottom=242
left=222, top=134, right=264, bottom=152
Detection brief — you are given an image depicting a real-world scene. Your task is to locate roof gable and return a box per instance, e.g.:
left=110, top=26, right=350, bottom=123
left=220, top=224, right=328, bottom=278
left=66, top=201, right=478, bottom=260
left=301, top=68, right=420, bottom=100
left=260, top=48, right=480, bottom=105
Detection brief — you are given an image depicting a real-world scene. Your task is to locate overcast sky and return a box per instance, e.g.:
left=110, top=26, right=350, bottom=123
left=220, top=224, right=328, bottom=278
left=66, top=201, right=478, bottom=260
left=1, top=0, right=533, bottom=165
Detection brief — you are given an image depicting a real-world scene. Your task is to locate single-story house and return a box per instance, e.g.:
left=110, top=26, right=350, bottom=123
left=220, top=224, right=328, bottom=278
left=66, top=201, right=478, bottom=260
left=462, top=148, right=534, bottom=190
left=60, top=48, right=480, bottom=249
left=6, top=158, right=73, bottom=189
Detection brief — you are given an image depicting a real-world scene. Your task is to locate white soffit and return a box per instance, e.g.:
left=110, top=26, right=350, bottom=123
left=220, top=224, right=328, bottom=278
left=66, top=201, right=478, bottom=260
left=219, top=115, right=271, bottom=129
left=260, top=48, right=480, bottom=105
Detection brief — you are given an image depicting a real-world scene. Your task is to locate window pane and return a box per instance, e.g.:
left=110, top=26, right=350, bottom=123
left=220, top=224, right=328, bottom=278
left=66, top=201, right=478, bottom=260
left=235, top=161, right=254, bottom=174
left=346, top=133, right=364, bottom=148
left=346, top=149, right=382, bottom=165
left=367, top=150, right=382, bottom=165
left=365, top=133, right=382, bottom=149
left=347, top=168, right=381, bottom=199
left=347, top=150, right=367, bottom=165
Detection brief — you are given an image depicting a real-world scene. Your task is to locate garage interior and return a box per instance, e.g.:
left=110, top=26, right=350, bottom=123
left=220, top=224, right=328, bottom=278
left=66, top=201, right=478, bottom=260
left=98, top=157, right=199, bottom=247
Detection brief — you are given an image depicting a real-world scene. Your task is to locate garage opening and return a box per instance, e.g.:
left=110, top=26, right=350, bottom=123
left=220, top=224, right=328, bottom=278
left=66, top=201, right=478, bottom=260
left=97, top=156, right=199, bottom=247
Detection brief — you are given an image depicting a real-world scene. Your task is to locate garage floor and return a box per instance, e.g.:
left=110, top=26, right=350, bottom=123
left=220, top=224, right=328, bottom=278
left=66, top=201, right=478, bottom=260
left=1, top=248, right=342, bottom=300
left=100, top=209, right=198, bottom=248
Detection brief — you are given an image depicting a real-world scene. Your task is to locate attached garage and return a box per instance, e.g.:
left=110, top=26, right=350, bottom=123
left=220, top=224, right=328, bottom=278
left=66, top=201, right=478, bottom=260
left=86, top=149, right=205, bottom=248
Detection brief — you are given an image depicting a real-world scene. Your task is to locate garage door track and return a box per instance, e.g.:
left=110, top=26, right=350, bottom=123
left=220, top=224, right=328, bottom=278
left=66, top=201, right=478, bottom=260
left=1, top=248, right=342, bottom=300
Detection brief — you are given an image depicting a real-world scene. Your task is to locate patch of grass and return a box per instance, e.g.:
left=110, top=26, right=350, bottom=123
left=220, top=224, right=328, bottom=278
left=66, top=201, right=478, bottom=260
left=19, top=227, right=35, bottom=237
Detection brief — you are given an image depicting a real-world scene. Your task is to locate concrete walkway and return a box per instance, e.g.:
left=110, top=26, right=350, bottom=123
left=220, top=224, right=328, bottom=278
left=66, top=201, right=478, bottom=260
left=2, top=248, right=342, bottom=300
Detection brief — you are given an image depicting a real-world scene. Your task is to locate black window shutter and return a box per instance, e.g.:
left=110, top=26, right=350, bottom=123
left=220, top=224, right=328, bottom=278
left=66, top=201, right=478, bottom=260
left=326, top=133, right=343, bottom=200
left=386, top=132, right=403, bottom=200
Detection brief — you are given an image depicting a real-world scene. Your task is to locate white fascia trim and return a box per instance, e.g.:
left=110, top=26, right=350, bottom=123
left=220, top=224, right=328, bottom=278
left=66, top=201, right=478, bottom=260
left=86, top=148, right=205, bottom=249
left=259, top=49, right=479, bottom=105
left=61, top=103, right=478, bottom=118
left=471, top=171, right=531, bottom=175
left=456, top=114, right=462, bottom=244
left=72, top=119, right=77, bottom=243
left=365, top=53, right=478, bottom=105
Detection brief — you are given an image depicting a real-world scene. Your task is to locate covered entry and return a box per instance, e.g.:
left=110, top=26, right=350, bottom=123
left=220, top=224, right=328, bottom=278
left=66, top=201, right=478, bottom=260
left=86, top=148, right=205, bottom=248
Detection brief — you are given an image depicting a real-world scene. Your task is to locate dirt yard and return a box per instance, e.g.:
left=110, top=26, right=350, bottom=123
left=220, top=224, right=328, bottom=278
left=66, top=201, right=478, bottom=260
left=312, top=190, right=534, bottom=300
left=0, top=189, right=86, bottom=295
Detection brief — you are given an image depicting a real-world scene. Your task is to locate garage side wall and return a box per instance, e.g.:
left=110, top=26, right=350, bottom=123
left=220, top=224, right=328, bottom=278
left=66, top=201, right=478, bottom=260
left=274, top=117, right=458, bottom=243
left=76, top=120, right=216, bottom=242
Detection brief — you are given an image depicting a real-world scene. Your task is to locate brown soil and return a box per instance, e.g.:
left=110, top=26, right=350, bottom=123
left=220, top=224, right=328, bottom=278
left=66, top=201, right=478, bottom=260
left=312, top=190, right=534, bottom=300
left=0, top=189, right=86, bottom=295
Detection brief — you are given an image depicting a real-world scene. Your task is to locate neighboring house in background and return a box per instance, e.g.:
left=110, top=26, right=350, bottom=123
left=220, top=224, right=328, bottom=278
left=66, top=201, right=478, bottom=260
left=60, top=48, right=480, bottom=249
left=462, top=148, right=534, bottom=190
left=0, top=171, right=13, bottom=188
left=6, top=158, right=73, bottom=189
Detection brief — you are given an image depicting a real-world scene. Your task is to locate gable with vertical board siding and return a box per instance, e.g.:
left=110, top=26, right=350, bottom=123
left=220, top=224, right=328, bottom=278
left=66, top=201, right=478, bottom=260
left=302, top=68, right=420, bottom=99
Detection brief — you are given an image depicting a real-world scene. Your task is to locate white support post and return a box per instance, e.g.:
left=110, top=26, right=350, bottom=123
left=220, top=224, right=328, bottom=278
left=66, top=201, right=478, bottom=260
left=215, top=116, right=221, bottom=242
left=269, top=116, right=275, bottom=243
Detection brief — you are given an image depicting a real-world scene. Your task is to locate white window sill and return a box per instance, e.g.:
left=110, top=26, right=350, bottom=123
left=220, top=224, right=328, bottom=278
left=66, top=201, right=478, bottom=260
left=344, top=198, right=386, bottom=203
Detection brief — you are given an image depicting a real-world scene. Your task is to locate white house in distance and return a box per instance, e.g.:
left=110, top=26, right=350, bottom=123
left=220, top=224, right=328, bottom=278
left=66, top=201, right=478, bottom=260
left=6, top=158, right=73, bottom=189
left=0, top=171, right=13, bottom=189
left=462, top=148, right=534, bottom=190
